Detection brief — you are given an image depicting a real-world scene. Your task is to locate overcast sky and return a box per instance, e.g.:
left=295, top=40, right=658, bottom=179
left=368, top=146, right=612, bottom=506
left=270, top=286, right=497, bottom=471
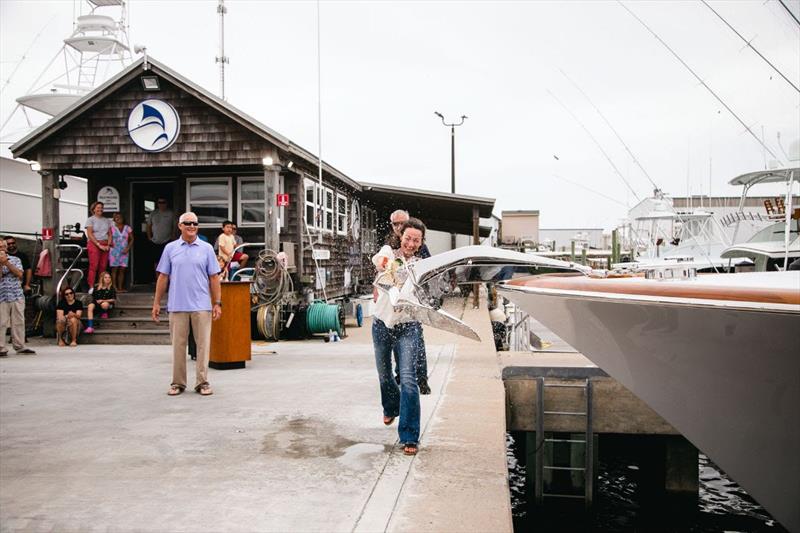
left=2, top=0, right=798, bottom=229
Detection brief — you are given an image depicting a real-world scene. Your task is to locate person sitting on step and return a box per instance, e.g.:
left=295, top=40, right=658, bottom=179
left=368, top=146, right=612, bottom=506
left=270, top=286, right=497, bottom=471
left=56, top=287, right=83, bottom=347
left=85, top=271, right=116, bottom=334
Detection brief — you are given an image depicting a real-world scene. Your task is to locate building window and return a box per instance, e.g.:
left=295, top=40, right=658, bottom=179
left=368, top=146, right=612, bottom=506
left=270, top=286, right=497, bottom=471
left=238, top=176, right=286, bottom=229
left=336, top=193, right=347, bottom=236
left=361, top=207, right=377, bottom=252
left=238, top=178, right=265, bottom=226
left=304, top=178, right=317, bottom=230
left=187, top=178, right=231, bottom=227
left=323, top=188, right=334, bottom=232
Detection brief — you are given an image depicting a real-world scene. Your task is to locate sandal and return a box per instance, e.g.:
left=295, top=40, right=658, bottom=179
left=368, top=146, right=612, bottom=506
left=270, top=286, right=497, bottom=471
left=167, top=385, right=184, bottom=396
left=196, top=383, right=214, bottom=396
left=403, top=443, right=418, bottom=456
left=383, top=415, right=396, bottom=426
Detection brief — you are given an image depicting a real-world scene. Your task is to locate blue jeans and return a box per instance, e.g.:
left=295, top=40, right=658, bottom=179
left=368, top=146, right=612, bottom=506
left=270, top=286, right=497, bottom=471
left=373, top=319, right=422, bottom=445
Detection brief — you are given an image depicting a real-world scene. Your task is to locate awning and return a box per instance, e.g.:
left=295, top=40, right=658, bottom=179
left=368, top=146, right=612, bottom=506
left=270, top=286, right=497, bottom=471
left=360, top=182, right=495, bottom=237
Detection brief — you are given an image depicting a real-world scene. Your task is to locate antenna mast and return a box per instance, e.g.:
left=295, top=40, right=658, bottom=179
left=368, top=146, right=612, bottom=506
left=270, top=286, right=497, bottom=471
left=216, top=0, right=229, bottom=100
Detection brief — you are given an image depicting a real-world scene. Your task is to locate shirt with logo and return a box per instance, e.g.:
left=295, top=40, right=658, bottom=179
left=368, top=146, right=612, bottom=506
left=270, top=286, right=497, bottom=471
left=156, top=238, right=220, bottom=312
left=0, top=255, right=24, bottom=302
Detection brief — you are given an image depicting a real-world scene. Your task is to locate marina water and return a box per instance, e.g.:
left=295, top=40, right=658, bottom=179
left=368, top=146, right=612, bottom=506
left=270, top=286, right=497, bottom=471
left=507, top=432, right=787, bottom=532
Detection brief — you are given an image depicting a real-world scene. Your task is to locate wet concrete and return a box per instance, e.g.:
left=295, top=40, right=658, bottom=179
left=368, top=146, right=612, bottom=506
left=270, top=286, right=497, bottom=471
left=0, top=294, right=512, bottom=532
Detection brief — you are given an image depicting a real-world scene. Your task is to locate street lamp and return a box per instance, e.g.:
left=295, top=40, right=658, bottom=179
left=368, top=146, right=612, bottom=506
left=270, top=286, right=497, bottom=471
left=434, top=111, right=467, bottom=249
left=434, top=111, right=467, bottom=196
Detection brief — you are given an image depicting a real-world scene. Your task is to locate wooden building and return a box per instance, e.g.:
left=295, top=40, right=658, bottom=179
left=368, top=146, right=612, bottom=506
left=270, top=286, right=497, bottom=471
left=10, top=56, right=494, bottom=302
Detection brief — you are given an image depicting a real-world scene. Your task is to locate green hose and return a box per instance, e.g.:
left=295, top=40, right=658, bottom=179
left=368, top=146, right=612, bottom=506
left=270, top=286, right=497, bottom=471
left=306, top=301, right=342, bottom=336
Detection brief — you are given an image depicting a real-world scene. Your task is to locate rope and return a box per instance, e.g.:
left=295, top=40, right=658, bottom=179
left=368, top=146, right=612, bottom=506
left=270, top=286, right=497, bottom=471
left=251, top=248, right=293, bottom=308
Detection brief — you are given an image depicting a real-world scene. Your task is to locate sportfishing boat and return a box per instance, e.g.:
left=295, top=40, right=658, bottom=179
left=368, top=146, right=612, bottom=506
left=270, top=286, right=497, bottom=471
left=496, top=264, right=800, bottom=532
left=619, top=167, right=799, bottom=274
left=719, top=167, right=800, bottom=272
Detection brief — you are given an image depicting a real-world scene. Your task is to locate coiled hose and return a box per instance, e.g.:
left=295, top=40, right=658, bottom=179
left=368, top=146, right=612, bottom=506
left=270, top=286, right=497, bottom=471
left=306, top=300, right=342, bottom=336
left=252, top=249, right=293, bottom=308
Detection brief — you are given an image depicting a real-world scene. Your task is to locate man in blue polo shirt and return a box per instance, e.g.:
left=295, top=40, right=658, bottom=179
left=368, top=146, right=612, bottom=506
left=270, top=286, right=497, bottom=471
left=152, top=212, right=222, bottom=396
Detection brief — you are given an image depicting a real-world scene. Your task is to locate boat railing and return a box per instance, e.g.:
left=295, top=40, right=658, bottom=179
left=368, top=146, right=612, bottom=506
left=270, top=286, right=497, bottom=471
left=55, top=244, right=85, bottom=303
left=506, top=305, right=533, bottom=352
left=720, top=211, right=769, bottom=227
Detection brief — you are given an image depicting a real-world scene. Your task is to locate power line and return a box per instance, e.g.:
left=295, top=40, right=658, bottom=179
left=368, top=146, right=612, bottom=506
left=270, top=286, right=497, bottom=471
left=618, top=1, right=783, bottom=164
left=701, top=0, right=799, bottom=93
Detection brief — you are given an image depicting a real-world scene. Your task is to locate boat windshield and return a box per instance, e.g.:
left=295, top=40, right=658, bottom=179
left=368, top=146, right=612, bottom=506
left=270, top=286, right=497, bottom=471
left=746, top=221, right=800, bottom=243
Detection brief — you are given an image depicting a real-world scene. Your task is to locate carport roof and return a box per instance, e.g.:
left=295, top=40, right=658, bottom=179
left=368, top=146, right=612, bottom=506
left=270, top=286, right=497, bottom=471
left=361, top=182, right=495, bottom=236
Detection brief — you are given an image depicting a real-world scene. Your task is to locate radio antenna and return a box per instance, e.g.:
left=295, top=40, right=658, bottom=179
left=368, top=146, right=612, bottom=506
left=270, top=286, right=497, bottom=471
left=216, top=0, right=229, bottom=100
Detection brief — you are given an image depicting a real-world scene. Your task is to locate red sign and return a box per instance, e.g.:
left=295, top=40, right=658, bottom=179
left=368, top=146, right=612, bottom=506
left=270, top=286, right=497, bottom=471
left=42, top=227, right=54, bottom=241
left=276, top=193, right=290, bottom=207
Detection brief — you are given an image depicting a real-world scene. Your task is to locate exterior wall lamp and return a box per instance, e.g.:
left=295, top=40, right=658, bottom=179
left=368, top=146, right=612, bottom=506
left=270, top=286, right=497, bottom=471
left=140, top=75, right=160, bottom=91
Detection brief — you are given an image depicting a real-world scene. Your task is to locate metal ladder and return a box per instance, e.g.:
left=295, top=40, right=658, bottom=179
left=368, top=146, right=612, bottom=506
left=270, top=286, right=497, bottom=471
left=534, top=377, right=594, bottom=508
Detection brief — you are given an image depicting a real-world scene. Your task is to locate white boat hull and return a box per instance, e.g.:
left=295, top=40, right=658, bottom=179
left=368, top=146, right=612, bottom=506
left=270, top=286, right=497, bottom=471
left=497, top=282, right=800, bottom=532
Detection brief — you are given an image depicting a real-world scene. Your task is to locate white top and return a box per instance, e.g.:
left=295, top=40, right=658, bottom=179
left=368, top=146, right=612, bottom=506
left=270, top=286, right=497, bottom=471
left=85, top=215, right=112, bottom=241
left=371, top=245, right=420, bottom=327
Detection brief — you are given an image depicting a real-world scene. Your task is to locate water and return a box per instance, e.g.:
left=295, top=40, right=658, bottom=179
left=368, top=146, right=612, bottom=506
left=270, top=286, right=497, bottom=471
left=507, top=432, right=787, bottom=532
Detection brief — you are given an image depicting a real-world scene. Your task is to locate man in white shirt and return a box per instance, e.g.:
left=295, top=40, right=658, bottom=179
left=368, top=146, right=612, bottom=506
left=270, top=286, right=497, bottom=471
left=147, top=198, right=176, bottom=268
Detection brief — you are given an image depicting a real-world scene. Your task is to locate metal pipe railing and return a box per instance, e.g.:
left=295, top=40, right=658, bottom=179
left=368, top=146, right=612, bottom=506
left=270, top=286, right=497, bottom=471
left=55, top=244, right=85, bottom=303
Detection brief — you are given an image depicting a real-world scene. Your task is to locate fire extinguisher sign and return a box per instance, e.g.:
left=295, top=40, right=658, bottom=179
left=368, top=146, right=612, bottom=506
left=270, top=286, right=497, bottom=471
left=276, top=193, right=290, bottom=207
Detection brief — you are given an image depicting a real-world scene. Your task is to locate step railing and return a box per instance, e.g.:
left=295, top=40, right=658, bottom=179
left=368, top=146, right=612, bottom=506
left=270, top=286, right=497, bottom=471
left=55, top=244, right=85, bottom=303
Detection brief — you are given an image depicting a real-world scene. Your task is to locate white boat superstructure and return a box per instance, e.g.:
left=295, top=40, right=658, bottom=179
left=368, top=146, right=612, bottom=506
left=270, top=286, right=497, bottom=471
left=0, top=0, right=131, bottom=144
left=720, top=167, right=799, bottom=272
left=497, top=270, right=800, bottom=532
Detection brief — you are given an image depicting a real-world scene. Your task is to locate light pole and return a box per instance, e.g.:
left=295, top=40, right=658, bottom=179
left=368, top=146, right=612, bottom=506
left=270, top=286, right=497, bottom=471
left=434, top=111, right=467, bottom=249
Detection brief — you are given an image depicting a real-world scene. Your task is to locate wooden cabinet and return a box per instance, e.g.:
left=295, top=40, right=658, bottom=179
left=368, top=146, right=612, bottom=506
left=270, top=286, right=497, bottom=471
left=209, top=281, right=252, bottom=369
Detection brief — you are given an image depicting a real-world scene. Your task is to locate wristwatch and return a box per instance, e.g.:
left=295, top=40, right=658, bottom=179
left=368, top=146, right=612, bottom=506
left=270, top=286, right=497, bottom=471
left=214, top=301, right=222, bottom=307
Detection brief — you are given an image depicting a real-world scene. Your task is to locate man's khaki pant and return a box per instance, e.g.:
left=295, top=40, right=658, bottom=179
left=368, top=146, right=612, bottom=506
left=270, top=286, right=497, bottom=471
left=169, top=311, right=212, bottom=390
left=0, top=298, right=26, bottom=352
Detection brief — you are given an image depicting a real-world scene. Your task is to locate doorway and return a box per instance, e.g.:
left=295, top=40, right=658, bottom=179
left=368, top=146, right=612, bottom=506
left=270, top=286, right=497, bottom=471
left=130, top=181, right=176, bottom=285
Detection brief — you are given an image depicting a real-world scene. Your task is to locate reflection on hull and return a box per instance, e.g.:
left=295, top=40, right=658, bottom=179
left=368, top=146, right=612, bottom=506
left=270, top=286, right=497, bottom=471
left=497, top=278, right=800, bottom=532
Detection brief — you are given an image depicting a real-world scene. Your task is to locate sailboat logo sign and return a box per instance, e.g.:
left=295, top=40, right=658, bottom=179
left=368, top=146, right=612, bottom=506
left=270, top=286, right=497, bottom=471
left=127, top=99, right=181, bottom=152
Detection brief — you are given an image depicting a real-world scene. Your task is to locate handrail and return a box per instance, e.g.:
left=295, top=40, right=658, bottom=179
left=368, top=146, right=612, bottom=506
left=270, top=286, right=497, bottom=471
left=55, top=244, right=85, bottom=303
left=230, top=267, right=255, bottom=281
left=232, top=241, right=266, bottom=255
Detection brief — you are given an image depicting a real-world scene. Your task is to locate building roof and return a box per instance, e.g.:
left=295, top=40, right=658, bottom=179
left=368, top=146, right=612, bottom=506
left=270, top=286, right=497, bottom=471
left=9, top=56, right=496, bottom=231
left=10, top=56, right=362, bottom=190
left=361, top=182, right=494, bottom=235
left=502, top=210, right=540, bottom=216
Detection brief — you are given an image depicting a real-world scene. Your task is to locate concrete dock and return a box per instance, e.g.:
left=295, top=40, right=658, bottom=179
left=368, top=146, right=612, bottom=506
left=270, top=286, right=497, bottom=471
left=0, top=296, right=512, bottom=533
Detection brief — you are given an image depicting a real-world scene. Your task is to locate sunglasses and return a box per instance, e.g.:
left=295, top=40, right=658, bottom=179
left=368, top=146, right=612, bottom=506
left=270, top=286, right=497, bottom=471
left=181, top=221, right=199, bottom=227
left=64, top=291, right=74, bottom=296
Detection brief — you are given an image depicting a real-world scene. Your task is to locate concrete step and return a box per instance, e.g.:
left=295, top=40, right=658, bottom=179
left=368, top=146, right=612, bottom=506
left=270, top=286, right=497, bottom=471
left=82, top=317, right=168, bottom=330
left=80, top=329, right=170, bottom=345
left=114, top=306, right=159, bottom=319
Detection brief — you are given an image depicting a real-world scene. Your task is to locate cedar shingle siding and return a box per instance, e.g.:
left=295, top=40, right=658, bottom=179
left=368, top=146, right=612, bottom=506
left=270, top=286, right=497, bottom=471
left=36, top=78, right=271, bottom=169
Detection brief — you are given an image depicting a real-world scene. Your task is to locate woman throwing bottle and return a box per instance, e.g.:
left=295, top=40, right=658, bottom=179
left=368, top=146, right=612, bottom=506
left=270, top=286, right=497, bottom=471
left=371, top=217, right=427, bottom=456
